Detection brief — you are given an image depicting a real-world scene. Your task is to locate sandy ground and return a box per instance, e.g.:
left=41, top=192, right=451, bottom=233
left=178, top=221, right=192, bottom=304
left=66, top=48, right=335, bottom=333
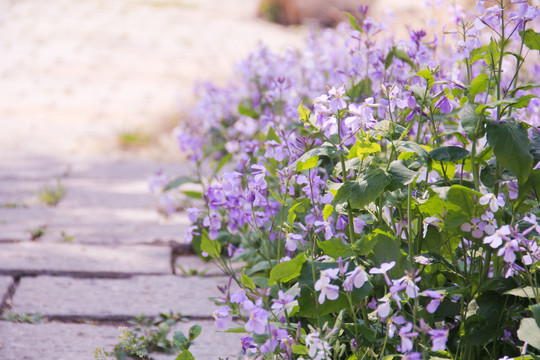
left=0, top=0, right=481, bottom=161
left=0, top=0, right=307, bottom=159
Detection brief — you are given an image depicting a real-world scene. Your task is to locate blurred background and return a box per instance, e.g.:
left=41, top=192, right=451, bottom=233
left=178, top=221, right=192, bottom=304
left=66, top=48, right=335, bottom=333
left=0, top=0, right=476, bottom=161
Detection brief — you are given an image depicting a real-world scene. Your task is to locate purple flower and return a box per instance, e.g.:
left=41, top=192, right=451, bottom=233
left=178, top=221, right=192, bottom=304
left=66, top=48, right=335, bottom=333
left=314, top=268, right=340, bottom=304
left=398, top=322, right=419, bottom=353
left=314, top=220, right=334, bottom=240
left=435, top=96, right=452, bottom=114
left=461, top=217, right=484, bottom=238
left=213, top=306, right=232, bottom=330
left=271, top=290, right=296, bottom=320
left=230, top=289, right=247, bottom=304
left=483, top=225, right=511, bottom=248
left=240, top=336, right=257, bottom=355
left=369, top=261, right=396, bottom=285
left=285, top=233, right=302, bottom=252
left=422, top=290, right=443, bottom=313
left=343, top=266, right=369, bottom=291
left=479, top=193, right=505, bottom=213
left=243, top=300, right=269, bottom=334
left=429, top=328, right=449, bottom=351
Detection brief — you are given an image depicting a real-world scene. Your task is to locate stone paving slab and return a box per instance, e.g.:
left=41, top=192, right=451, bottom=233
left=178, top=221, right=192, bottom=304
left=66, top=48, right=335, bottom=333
left=0, top=243, right=172, bottom=274
left=0, top=322, right=120, bottom=360
left=0, top=320, right=243, bottom=360
left=11, top=275, right=228, bottom=317
left=0, top=276, right=13, bottom=300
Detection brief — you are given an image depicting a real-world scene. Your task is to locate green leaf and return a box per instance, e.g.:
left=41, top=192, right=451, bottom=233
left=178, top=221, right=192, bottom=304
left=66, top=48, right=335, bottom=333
left=484, top=38, right=500, bottom=67
left=345, top=12, right=361, bottom=32
left=459, top=102, right=484, bottom=140
left=298, top=100, right=310, bottom=122
left=288, top=144, right=346, bottom=172
left=333, top=167, right=390, bottom=213
left=521, top=29, right=540, bottom=52
left=486, top=120, right=533, bottom=184
left=297, top=156, right=319, bottom=171
left=200, top=231, right=221, bottom=258
left=176, top=350, right=195, bottom=360
left=445, top=185, right=484, bottom=228
left=164, top=176, right=199, bottom=191
left=181, top=190, right=203, bottom=200
left=518, top=318, right=540, bottom=350
left=532, top=304, right=540, bottom=330
left=322, top=204, right=333, bottom=221
left=173, top=331, right=189, bottom=350
left=429, top=146, right=470, bottom=162
left=241, top=273, right=256, bottom=291
left=238, top=103, right=258, bottom=118
left=505, top=286, right=540, bottom=298
left=188, top=324, right=202, bottom=340
left=268, top=253, right=306, bottom=286
left=469, top=73, right=489, bottom=101
left=416, top=69, right=435, bottom=89
left=476, top=95, right=536, bottom=114
left=288, top=201, right=305, bottom=224
left=392, top=46, right=416, bottom=69
left=317, top=238, right=355, bottom=258
left=267, top=126, right=281, bottom=142
left=387, top=160, right=417, bottom=190
left=292, top=344, right=309, bottom=355
left=224, top=327, right=247, bottom=333
left=356, top=141, right=381, bottom=158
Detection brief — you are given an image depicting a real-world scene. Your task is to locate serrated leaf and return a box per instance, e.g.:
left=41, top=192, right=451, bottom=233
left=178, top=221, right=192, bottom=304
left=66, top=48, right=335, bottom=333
left=505, top=286, right=540, bottom=298
left=521, top=29, right=540, bottom=52
left=486, top=120, right=533, bottom=184
left=298, top=100, right=310, bottom=122
left=241, top=273, right=256, bottom=291
left=387, top=160, right=417, bottom=190
left=476, top=95, right=536, bottom=114
left=518, top=318, right=540, bottom=350
left=459, top=102, right=484, bottom=140
left=334, top=167, right=390, bottom=213
left=469, top=73, right=489, bottom=101
left=356, top=141, right=381, bottom=159
left=429, top=146, right=470, bottom=162
left=297, top=156, right=319, bottom=171
left=532, top=304, right=540, bottom=330
left=416, top=69, right=435, bottom=89
left=323, top=204, right=333, bottom=221
left=317, top=238, right=354, bottom=258
left=268, top=253, right=306, bottom=286
left=200, top=231, right=221, bottom=258
left=289, top=145, right=346, bottom=172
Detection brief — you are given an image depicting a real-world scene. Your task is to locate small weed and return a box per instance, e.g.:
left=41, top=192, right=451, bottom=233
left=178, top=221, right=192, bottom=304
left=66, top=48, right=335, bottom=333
left=117, top=130, right=152, bottom=148
left=39, top=179, right=64, bottom=206
left=61, top=231, right=74, bottom=243
left=28, top=225, right=47, bottom=241
left=0, top=203, right=19, bottom=208
left=175, top=264, right=208, bottom=277
left=95, top=312, right=196, bottom=360
left=1, top=312, right=45, bottom=323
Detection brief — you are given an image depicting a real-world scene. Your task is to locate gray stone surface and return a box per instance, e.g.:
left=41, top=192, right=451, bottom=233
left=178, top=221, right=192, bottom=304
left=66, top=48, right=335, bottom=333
left=0, top=276, right=13, bottom=300
left=0, top=322, right=120, bottom=360
left=0, top=243, right=172, bottom=274
left=0, top=320, right=243, bottom=360
left=11, top=275, right=228, bottom=317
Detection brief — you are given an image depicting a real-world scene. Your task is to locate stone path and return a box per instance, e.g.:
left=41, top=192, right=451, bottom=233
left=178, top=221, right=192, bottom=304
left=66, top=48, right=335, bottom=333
left=0, top=155, right=244, bottom=359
